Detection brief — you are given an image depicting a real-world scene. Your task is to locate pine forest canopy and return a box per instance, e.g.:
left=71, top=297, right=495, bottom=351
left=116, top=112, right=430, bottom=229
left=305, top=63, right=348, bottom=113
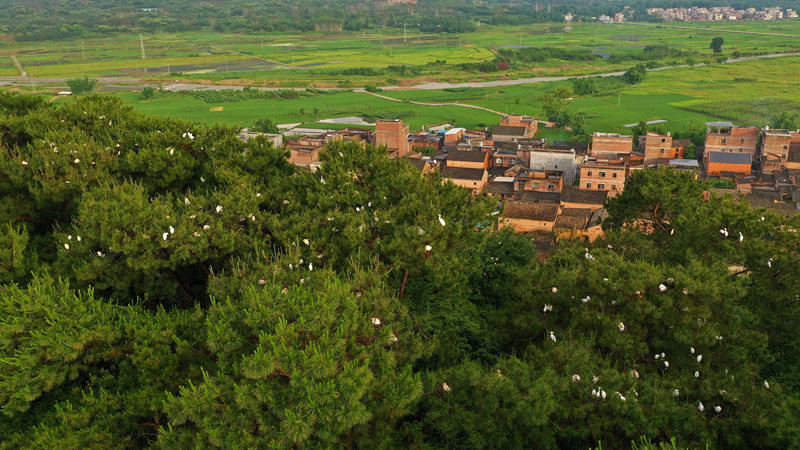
left=2, top=0, right=800, bottom=40
left=1, top=92, right=800, bottom=447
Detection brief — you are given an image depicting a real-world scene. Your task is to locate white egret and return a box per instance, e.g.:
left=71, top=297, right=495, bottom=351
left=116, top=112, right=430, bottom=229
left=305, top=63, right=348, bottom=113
left=203, top=224, right=211, bottom=230
left=764, top=380, right=770, bottom=389
left=581, top=295, right=591, bottom=303
left=690, top=347, right=695, bottom=354
left=698, top=402, right=704, bottom=412
left=184, top=197, right=190, bottom=205
left=549, top=331, right=557, bottom=342
left=215, top=205, right=223, bottom=213
left=442, top=383, right=451, bottom=392
left=618, top=322, right=625, bottom=332
left=694, top=371, right=700, bottom=378
left=664, top=361, right=669, bottom=368
left=308, top=263, right=313, bottom=271
left=738, top=232, right=743, bottom=242
left=696, top=355, right=702, bottom=363
left=714, top=406, right=722, bottom=413
left=371, top=317, right=381, bottom=326
left=162, top=232, right=169, bottom=240
left=572, top=374, right=580, bottom=382
left=64, top=243, right=69, bottom=250
left=671, top=389, right=680, bottom=397
left=658, top=284, right=667, bottom=292
left=601, top=390, right=607, bottom=399
left=425, top=245, right=432, bottom=252
left=551, top=286, right=558, bottom=293
left=543, top=304, right=553, bottom=313
left=438, top=214, right=446, bottom=226
left=169, top=226, right=175, bottom=234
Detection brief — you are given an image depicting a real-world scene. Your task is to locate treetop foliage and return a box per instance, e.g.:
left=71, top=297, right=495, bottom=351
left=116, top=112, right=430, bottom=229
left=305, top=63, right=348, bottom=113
left=1, top=92, right=799, bottom=448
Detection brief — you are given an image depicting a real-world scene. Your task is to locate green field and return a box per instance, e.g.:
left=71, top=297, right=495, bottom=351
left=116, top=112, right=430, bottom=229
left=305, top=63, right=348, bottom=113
left=2, top=20, right=799, bottom=87
left=89, top=55, right=800, bottom=136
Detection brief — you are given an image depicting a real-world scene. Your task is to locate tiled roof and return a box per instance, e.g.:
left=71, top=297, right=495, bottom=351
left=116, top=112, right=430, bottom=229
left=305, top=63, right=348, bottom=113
left=561, top=189, right=608, bottom=205
left=492, top=126, right=527, bottom=136
left=446, top=150, right=487, bottom=163
left=707, top=151, right=751, bottom=164
left=440, top=166, right=485, bottom=181
left=517, top=191, right=562, bottom=203
left=503, top=202, right=559, bottom=221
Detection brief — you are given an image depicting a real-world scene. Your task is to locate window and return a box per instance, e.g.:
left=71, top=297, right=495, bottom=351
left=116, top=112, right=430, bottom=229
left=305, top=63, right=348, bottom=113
left=722, top=139, right=727, bottom=144
left=473, top=181, right=478, bottom=185
left=661, top=138, right=666, bottom=143
left=598, top=183, right=605, bottom=189
left=599, top=171, right=606, bottom=177
left=740, top=138, right=745, bottom=143
left=784, top=145, right=789, bottom=150
left=739, top=148, right=743, bottom=152
left=587, top=170, right=593, bottom=176
left=660, top=148, right=665, bottom=154
left=532, top=182, right=540, bottom=189
left=612, top=172, right=618, bottom=178
left=547, top=183, right=555, bottom=190
left=612, top=185, right=617, bottom=190
left=586, top=182, right=592, bottom=188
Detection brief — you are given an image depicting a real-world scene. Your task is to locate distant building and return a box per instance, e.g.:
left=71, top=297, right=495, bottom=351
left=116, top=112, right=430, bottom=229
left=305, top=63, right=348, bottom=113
left=529, top=148, right=580, bottom=186
left=376, top=119, right=410, bottom=158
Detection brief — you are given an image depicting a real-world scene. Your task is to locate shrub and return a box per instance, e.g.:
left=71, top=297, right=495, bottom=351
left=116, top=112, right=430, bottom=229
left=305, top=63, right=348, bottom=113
left=66, top=76, right=98, bottom=95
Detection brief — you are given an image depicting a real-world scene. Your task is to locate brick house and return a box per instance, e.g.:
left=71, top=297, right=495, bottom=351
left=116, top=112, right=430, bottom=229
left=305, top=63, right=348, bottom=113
left=706, top=151, right=752, bottom=177
left=492, top=126, right=531, bottom=143
left=704, top=122, right=759, bottom=159
left=561, top=189, right=607, bottom=212
left=760, top=128, right=800, bottom=172
left=639, top=132, right=689, bottom=163
left=445, top=150, right=490, bottom=170
left=440, top=166, right=488, bottom=195
left=500, top=202, right=560, bottom=233
left=514, top=169, right=564, bottom=193
left=529, top=148, right=580, bottom=186
left=591, top=132, right=633, bottom=156
left=580, top=156, right=627, bottom=196
left=500, top=114, right=538, bottom=136
left=409, top=133, right=444, bottom=153
left=376, top=119, right=410, bottom=157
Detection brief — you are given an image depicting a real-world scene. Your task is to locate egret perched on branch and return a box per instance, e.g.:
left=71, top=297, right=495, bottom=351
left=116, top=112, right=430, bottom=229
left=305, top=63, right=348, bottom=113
left=714, top=406, right=722, bottom=413
left=698, top=402, right=704, bottom=412
left=215, top=205, right=223, bottom=213
left=371, top=317, right=381, bottom=326
left=549, top=331, right=557, bottom=342
left=572, top=374, right=580, bottom=382
left=551, top=286, right=558, bottom=293
left=696, top=355, right=703, bottom=363
left=658, top=283, right=667, bottom=292
left=442, top=382, right=451, bottom=392
left=543, top=304, right=553, bottom=313
left=438, top=214, right=446, bottom=226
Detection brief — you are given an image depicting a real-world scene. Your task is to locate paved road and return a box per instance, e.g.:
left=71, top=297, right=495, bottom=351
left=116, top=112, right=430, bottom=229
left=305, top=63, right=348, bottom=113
left=10, top=56, right=26, bottom=77
left=0, top=51, right=797, bottom=92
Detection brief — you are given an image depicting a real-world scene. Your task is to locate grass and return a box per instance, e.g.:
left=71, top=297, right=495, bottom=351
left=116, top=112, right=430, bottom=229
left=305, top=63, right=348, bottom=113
left=114, top=90, right=500, bottom=131
left=94, top=55, right=799, bottom=136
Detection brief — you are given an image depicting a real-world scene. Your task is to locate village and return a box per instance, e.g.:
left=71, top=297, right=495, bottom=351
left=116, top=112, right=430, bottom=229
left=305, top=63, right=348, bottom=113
left=240, top=115, right=800, bottom=244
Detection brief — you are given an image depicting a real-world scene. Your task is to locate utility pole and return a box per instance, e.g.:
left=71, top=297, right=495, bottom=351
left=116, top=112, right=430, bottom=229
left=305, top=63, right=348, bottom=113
left=260, top=34, right=263, bottom=48
left=81, top=40, right=86, bottom=62
left=618, top=94, right=621, bottom=107
left=403, top=22, right=407, bottom=43
left=139, top=33, right=146, bottom=60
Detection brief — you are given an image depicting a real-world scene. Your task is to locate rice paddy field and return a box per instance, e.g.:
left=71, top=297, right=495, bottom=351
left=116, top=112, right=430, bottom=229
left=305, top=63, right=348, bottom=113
left=3, top=20, right=800, bottom=85
left=88, top=54, right=800, bottom=136
left=5, top=20, right=800, bottom=136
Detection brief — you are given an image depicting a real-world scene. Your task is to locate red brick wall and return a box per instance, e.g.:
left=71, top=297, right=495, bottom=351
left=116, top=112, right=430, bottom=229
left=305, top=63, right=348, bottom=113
left=706, top=161, right=751, bottom=177
left=705, top=127, right=758, bottom=155
left=376, top=120, right=410, bottom=157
